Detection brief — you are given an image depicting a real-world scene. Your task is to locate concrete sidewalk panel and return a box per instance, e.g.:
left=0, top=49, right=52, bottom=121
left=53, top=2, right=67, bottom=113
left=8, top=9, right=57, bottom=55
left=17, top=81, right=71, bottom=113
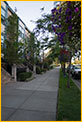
left=8, top=109, right=56, bottom=121
left=20, top=96, right=57, bottom=112
left=1, top=107, right=16, bottom=121
left=37, top=85, right=58, bottom=92
left=29, top=91, right=57, bottom=99
left=2, top=95, right=27, bottom=108
left=1, top=68, right=60, bottom=121
left=2, top=89, right=34, bottom=96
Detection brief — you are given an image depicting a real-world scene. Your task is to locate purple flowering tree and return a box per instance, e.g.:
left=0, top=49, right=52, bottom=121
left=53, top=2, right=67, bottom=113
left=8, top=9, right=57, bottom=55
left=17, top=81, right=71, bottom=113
left=33, top=1, right=81, bottom=88
left=51, top=1, right=81, bottom=88
left=51, top=1, right=81, bottom=53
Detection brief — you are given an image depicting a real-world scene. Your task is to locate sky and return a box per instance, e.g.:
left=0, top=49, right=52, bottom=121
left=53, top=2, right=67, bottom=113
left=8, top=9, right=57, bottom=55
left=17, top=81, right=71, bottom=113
left=7, top=1, right=55, bottom=32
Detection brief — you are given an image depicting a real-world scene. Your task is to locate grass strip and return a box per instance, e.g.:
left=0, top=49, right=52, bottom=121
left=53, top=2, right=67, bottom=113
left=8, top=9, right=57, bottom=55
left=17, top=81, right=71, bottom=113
left=57, top=69, right=81, bottom=121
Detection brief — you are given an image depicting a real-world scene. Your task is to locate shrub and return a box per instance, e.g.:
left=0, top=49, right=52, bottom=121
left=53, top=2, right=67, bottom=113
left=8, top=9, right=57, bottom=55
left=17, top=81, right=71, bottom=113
left=41, top=68, right=46, bottom=72
left=18, top=72, right=32, bottom=81
left=36, top=66, right=42, bottom=74
left=43, top=62, right=48, bottom=69
left=50, top=65, right=53, bottom=69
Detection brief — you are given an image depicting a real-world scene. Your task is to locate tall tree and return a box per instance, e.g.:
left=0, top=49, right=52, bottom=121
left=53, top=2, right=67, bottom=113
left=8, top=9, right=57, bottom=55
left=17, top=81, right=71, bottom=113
left=33, top=1, right=81, bottom=88
left=3, top=13, right=23, bottom=80
left=51, top=1, right=81, bottom=87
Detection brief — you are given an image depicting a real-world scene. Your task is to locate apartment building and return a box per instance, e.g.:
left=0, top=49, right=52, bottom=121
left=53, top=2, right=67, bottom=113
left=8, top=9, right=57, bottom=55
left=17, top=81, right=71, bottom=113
left=1, top=1, right=30, bottom=47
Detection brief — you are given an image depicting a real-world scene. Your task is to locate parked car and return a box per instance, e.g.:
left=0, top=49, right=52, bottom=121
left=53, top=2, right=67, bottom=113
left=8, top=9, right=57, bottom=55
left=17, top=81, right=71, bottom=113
left=66, top=65, right=75, bottom=74
left=71, top=65, right=81, bottom=79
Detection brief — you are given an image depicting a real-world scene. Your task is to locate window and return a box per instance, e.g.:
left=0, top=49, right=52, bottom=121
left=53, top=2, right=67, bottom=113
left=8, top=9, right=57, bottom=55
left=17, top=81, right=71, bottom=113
left=1, top=7, right=6, bottom=17
left=18, top=36, right=22, bottom=41
left=19, top=31, right=22, bottom=38
left=19, top=25, right=25, bottom=38
left=1, top=17, right=5, bottom=25
left=1, top=34, right=4, bottom=43
left=19, top=25, right=21, bottom=31
left=19, top=25, right=24, bottom=33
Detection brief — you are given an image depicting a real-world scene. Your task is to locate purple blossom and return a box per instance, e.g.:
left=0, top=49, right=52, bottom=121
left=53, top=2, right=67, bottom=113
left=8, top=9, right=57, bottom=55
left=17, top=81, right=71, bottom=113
left=56, top=12, right=58, bottom=15
left=51, top=8, right=56, bottom=14
left=65, top=15, right=72, bottom=23
left=67, top=1, right=71, bottom=7
left=55, top=32, right=58, bottom=34
left=61, top=32, right=65, bottom=38
left=51, top=17, right=54, bottom=21
left=60, top=39, right=64, bottom=45
left=52, top=14, right=55, bottom=18
left=59, top=7, right=62, bottom=13
left=75, top=50, right=77, bottom=53
left=58, top=33, right=61, bottom=37
left=69, top=32, right=72, bottom=36
left=69, top=11, right=72, bottom=15
left=52, top=25, right=56, bottom=32
left=65, top=20, right=69, bottom=23
left=79, top=12, right=81, bottom=16
left=69, top=15, right=72, bottom=20
left=62, top=32, right=66, bottom=36
left=66, top=16, right=69, bottom=21
left=55, top=25, right=58, bottom=28
left=60, top=38, right=63, bottom=41
left=65, top=16, right=69, bottom=23
left=59, top=24, right=61, bottom=28
left=58, top=32, right=65, bottom=45
left=57, top=4, right=59, bottom=7
left=59, top=16, right=61, bottom=19
left=75, top=7, right=79, bottom=12
left=52, top=24, right=54, bottom=30
left=65, top=8, right=70, bottom=14
left=58, top=32, right=61, bottom=36
left=53, top=19, right=57, bottom=23
left=68, top=25, right=72, bottom=30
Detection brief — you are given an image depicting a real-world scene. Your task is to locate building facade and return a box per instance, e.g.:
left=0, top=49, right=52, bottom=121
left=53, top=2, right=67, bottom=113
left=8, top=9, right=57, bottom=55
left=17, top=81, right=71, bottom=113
left=1, top=1, right=30, bottom=47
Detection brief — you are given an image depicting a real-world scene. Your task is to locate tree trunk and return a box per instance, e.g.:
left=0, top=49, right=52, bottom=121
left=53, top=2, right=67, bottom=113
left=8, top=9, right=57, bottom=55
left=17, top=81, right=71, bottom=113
left=63, top=62, right=66, bottom=76
left=12, top=64, right=16, bottom=81
left=33, top=64, right=36, bottom=74
left=61, top=62, right=65, bottom=76
left=26, top=66, right=29, bottom=72
left=67, top=56, right=71, bottom=88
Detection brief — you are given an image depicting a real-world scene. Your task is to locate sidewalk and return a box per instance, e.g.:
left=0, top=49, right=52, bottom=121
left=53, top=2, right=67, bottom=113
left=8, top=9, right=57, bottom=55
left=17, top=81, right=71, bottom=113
left=1, top=68, right=60, bottom=121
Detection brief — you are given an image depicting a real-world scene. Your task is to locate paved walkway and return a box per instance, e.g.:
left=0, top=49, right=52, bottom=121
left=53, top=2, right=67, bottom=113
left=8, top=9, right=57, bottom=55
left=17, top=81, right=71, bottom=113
left=1, top=68, right=60, bottom=121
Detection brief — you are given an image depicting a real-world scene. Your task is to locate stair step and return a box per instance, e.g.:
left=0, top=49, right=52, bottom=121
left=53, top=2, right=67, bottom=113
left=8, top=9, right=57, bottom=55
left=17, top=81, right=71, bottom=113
left=1, top=67, right=13, bottom=84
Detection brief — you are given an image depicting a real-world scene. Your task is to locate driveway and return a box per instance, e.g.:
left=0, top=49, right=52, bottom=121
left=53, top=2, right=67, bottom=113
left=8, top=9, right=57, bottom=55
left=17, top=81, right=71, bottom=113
left=1, top=68, right=60, bottom=121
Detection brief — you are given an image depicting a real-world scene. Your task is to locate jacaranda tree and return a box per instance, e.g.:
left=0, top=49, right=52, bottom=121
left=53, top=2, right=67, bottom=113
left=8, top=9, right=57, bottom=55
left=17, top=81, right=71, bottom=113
left=51, top=1, right=81, bottom=87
